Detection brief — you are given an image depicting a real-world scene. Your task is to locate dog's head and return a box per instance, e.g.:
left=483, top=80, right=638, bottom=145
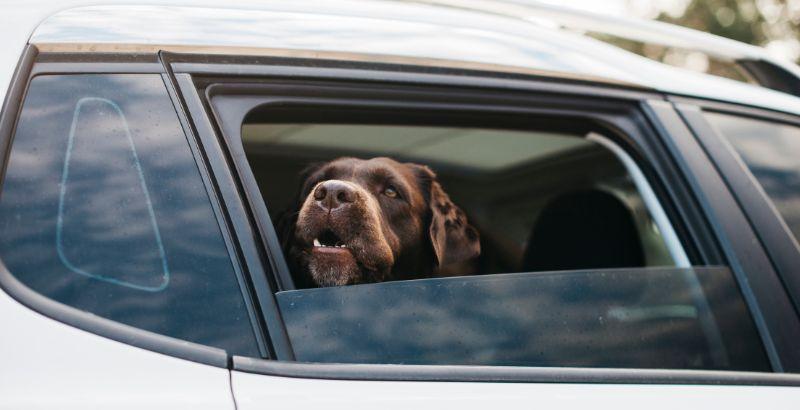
left=280, top=157, right=480, bottom=287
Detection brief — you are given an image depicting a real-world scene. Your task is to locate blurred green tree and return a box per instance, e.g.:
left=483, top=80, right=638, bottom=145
left=658, top=0, right=766, bottom=44
left=655, top=0, right=800, bottom=62
left=588, top=0, right=799, bottom=81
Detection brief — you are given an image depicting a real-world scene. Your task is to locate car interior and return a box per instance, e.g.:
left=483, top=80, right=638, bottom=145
left=241, top=118, right=676, bottom=282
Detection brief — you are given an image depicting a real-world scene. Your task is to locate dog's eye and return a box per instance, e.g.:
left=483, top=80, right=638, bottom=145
left=383, top=186, right=399, bottom=198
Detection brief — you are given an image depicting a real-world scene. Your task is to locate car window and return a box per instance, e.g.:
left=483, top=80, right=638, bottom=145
left=277, top=266, right=766, bottom=369
left=242, top=124, right=677, bottom=274
left=704, top=112, right=800, bottom=244
left=0, top=74, right=259, bottom=356
left=239, top=118, right=769, bottom=370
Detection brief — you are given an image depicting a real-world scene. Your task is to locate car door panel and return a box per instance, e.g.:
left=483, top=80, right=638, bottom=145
left=0, top=288, right=235, bottom=410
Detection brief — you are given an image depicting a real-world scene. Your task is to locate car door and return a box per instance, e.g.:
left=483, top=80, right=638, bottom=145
left=166, top=54, right=800, bottom=407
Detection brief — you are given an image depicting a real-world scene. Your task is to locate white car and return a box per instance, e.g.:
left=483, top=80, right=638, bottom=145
left=1, top=1, right=799, bottom=409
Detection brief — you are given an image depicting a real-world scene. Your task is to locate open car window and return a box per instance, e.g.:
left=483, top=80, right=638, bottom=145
left=237, top=116, right=769, bottom=371
left=242, top=124, right=679, bottom=275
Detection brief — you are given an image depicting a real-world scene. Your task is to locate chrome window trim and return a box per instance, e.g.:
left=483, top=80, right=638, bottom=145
left=232, top=356, right=800, bottom=385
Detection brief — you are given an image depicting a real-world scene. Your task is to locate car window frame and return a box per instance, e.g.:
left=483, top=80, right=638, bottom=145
left=0, top=46, right=270, bottom=366
left=194, top=70, right=705, bottom=289
left=645, top=99, right=800, bottom=372
left=163, top=52, right=799, bottom=378
left=670, top=97, right=800, bottom=315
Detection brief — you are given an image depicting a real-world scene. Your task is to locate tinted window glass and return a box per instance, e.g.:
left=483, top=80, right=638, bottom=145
left=0, top=75, right=258, bottom=355
left=705, top=112, right=800, bottom=242
left=238, top=115, right=767, bottom=370
left=278, top=267, right=768, bottom=370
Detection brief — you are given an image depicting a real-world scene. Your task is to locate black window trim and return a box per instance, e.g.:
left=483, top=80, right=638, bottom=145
left=644, top=100, right=800, bottom=372
left=169, top=53, right=792, bottom=379
left=670, top=97, right=800, bottom=318
left=159, top=67, right=270, bottom=358
left=169, top=71, right=295, bottom=362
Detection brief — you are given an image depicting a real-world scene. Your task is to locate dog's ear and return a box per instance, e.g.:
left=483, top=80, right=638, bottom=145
left=413, top=164, right=480, bottom=270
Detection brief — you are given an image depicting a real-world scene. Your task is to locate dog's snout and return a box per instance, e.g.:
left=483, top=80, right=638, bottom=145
left=314, top=180, right=356, bottom=210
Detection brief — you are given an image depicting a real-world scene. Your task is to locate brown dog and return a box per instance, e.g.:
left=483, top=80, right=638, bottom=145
left=278, top=157, right=480, bottom=288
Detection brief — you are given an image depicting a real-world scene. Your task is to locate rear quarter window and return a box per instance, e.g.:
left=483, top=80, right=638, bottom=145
left=0, top=74, right=259, bottom=355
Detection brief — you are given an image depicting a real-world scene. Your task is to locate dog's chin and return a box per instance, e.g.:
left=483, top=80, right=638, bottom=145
left=307, top=247, right=363, bottom=287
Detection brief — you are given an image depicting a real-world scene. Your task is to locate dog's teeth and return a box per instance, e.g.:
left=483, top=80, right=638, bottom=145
left=313, top=238, right=349, bottom=248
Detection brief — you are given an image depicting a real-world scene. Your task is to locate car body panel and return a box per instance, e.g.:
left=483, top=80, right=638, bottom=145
left=0, top=1, right=799, bottom=115
left=0, top=280, right=235, bottom=410
left=29, top=2, right=800, bottom=117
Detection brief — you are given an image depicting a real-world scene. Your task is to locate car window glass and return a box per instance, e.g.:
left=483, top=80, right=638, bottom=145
left=239, top=118, right=769, bottom=370
left=277, top=266, right=768, bottom=370
left=704, top=112, right=800, bottom=243
left=0, top=74, right=259, bottom=355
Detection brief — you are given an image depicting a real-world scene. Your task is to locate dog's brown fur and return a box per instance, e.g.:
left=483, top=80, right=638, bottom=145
left=277, top=157, right=480, bottom=288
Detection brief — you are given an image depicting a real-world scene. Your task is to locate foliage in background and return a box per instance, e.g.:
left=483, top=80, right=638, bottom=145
left=656, top=0, right=800, bottom=63
left=586, top=0, right=799, bottom=83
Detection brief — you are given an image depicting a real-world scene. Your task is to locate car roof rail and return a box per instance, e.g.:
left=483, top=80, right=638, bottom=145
left=412, top=0, right=800, bottom=97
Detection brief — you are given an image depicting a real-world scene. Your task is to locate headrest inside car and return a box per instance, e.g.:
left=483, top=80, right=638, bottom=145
left=522, top=189, right=645, bottom=272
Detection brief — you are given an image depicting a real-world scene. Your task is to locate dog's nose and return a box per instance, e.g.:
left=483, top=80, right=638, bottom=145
left=314, top=180, right=356, bottom=210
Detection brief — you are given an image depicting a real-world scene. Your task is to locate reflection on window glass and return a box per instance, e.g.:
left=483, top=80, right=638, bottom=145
left=705, top=112, right=800, bottom=242
left=0, top=75, right=258, bottom=355
left=277, top=267, right=769, bottom=370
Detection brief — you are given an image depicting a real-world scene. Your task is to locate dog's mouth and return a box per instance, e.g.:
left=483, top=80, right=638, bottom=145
left=304, top=227, right=363, bottom=287
left=311, top=229, right=351, bottom=254
left=295, top=209, right=394, bottom=287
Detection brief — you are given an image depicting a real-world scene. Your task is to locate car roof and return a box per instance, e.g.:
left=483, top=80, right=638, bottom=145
left=10, top=0, right=800, bottom=116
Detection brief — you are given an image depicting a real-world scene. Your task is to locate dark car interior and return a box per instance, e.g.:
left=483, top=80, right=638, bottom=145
left=240, top=120, right=675, bottom=280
